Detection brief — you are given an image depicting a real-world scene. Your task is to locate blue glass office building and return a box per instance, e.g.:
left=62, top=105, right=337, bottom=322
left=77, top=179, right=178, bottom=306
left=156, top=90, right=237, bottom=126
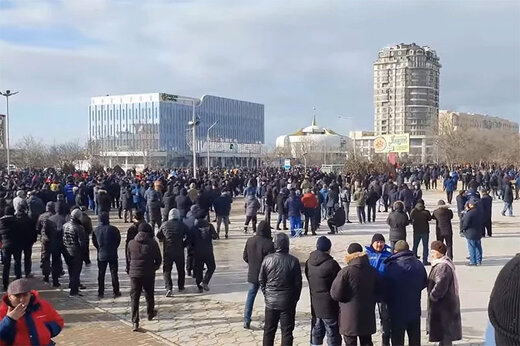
left=89, top=93, right=264, bottom=159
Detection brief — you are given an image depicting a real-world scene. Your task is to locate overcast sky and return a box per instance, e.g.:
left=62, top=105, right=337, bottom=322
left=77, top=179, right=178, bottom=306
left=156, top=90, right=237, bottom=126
left=0, top=0, right=519, bottom=146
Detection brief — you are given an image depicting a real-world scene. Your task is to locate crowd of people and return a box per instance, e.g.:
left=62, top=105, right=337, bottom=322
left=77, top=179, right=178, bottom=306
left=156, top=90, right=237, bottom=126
left=0, top=164, right=517, bottom=344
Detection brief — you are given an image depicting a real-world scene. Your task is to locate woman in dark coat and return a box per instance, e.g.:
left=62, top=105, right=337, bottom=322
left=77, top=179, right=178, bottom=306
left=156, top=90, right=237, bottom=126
left=427, top=241, right=462, bottom=345
left=330, top=243, right=378, bottom=346
left=386, top=201, right=409, bottom=250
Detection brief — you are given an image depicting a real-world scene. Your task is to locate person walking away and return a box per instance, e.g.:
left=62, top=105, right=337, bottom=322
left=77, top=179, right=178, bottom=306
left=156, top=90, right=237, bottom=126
left=259, top=233, right=302, bottom=346
left=0, top=207, right=21, bottom=291
left=96, top=188, right=112, bottom=220
left=190, top=212, right=218, bottom=292
left=481, top=190, right=493, bottom=237
left=14, top=203, right=36, bottom=278
left=305, top=236, right=341, bottom=346
left=37, top=202, right=61, bottom=287
left=213, top=190, right=232, bottom=239
left=319, top=185, right=329, bottom=220
left=427, top=241, right=462, bottom=345
left=327, top=204, right=346, bottom=235
left=461, top=198, right=484, bottom=266
left=79, top=206, right=93, bottom=266
left=175, top=188, right=192, bottom=219
left=146, top=185, right=163, bottom=232
left=366, top=187, right=378, bottom=223
left=157, top=208, right=188, bottom=297
left=276, top=190, right=289, bottom=230
left=0, top=278, right=64, bottom=345
left=365, top=234, right=392, bottom=346
left=381, top=181, right=393, bottom=213
left=388, top=186, right=399, bottom=211
left=340, top=184, right=353, bottom=223
left=501, top=182, right=514, bottom=216
left=398, top=184, right=414, bottom=215
left=126, top=222, right=162, bottom=331
left=353, top=188, right=367, bottom=224
left=120, top=182, right=134, bottom=223
left=386, top=201, right=409, bottom=251
left=63, top=209, right=87, bottom=296
left=244, top=195, right=261, bottom=234
left=161, top=184, right=176, bottom=222
left=444, top=178, right=457, bottom=204
left=383, top=240, right=427, bottom=346
left=432, top=200, right=454, bottom=259
left=92, top=212, right=121, bottom=299
left=242, top=220, right=274, bottom=329
left=410, top=200, right=432, bottom=265
left=331, top=243, right=379, bottom=346
left=302, top=188, right=318, bottom=235
left=285, top=189, right=303, bottom=237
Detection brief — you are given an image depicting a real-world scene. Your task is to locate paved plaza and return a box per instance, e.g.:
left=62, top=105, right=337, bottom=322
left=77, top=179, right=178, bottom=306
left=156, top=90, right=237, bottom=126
left=24, top=188, right=519, bottom=345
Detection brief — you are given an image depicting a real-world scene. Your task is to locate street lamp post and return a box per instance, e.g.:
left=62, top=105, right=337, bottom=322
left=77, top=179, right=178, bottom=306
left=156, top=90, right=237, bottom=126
left=0, top=90, right=19, bottom=172
left=206, top=120, right=218, bottom=172
left=338, top=115, right=354, bottom=160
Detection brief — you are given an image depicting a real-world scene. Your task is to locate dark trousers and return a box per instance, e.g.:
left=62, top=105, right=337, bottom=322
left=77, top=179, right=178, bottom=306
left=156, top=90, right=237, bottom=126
left=357, top=206, right=366, bottom=223
left=446, top=191, right=454, bottom=204
left=22, top=244, right=33, bottom=276
left=343, top=335, right=373, bottom=346
left=263, top=306, right=296, bottom=346
left=64, top=253, right=83, bottom=294
left=276, top=214, right=287, bottom=229
left=83, top=235, right=91, bottom=265
left=164, top=255, right=185, bottom=291
left=245, top=215, right=258, bottom=232
left=2, top=248, right=21, bottom=289
left=432, top=179, right=437, bottom=189
left=311, top=317, right=341, bottom=346
left=390, top=318, right=421, bottom=346
left=412, top=233, right=429, bottom=264
left=483, top=219, right=492, bottom=237
left=186, top=246, right=195, bottom=274
left=264, top=206, right=272, bottom=224
left=343, top=202, right=351, bottom=221
left=194, top=254, right=216, bottom=287
left=436, top=233, right=453, bottom=260
left=130, top=276, right=155, bottom=324
left=378, top=302, right=391, bottom=346
left=123, top=208, right=133, bottom=223
left=303, top=208, right=317, bottom=234
left=98, top=260, right=120, bottom=296
left=382, top=196, right=389, bottom=212
left=216, top=215, right=230, bottom=236
left=367, top=204, right=376, bottom=222
left=41, top=245, right=61, bottom=285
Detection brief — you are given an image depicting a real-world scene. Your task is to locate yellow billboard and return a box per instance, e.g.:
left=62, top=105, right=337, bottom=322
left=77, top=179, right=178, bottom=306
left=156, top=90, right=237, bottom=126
left=373, top=134, right=410, bottom=153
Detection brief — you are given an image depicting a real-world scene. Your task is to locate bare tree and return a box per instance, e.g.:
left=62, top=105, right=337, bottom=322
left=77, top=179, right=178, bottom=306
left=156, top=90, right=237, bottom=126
left=16, top=135, right=49, bottom=168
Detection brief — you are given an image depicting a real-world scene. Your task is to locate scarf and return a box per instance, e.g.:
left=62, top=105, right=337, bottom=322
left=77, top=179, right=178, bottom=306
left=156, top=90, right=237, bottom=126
left=432, top=255, right=459, bottom=296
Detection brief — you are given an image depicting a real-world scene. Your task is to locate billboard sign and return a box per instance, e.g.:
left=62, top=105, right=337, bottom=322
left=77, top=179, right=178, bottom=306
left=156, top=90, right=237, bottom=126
left=284, top=158, right=291, bottom=170
left=373, top=134, right=409, bottom=153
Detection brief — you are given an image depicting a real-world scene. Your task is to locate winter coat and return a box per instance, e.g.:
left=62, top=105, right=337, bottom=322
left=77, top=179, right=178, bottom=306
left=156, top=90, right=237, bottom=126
left=388, top=189, right=399, bottom=206
left=157, top=219, right=188, bottom=260
left=432, top=207, right=453, bottom=237
left=330, top=252, right=378, bottom=337
left=285, top=194, right=303, bottom=218
left=444, top=178, right=457, bottom=192
left=93, top=223, right=121, bottom=262
left=175, top=194, right=192, bottom=217
left=386, top=210, right=409, bottom=242
left=243, top=225, right=274, bottom=284
left=503, top=184, right=514, bottom=203
left=126, top=231, right=162, bottom=278
left=213, top=194, right=232, bottom=216
left=120, top=186, right=133, bottom=210
left=409, top=204, right=432, bottom=234
left=480, top=195, right=492, bottom=221
left=305, top=250, right=341, bottom=319
left=258, top=236, right=302, bottom=311
left=244, top=196, right=261, bottom=217
left=302, top=193, right=318, bottom=209
left=37, top=211, right=59, bottom=250
left=189, top=219, right=218, bottom=257
left=326, top=190, right=339, bottom=208
left=383, top=250, right=427, bottom=328
left=398, top=188, right=414, bottom=210
left=352, top=190, right=367, bottom=208
left=276, top=194, right=288, bottom=215
left=97, top=190, right=111, bottom=213
left=0, top=291, right=64, bottom=346
left=161, top=192, right=177, bottom=220
left=16, top=212, right=37, bottom=246
left=330, top=207, right=346, bottom=226
left=0, top=215, right=20, bottom=250
left=427, top=257, right=462, bottom=342
left=461, top=206, right=483, bottom=240
left=63, top=219, right=86, bottom=257
left=27, top=196, right=45, bottom=221
left=365, top=245, right=392, bottom=274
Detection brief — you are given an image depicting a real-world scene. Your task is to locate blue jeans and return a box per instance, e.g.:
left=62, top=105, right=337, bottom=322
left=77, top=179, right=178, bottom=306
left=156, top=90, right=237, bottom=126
left=467, top=239, right=483, bottom=265
left=243, top=283, right=260, bottom=324
left=311, top=317, right=341, bottom=346
left=289, top=215, right=301, bottom=236
left=502, top=202, right=513, bottom=216
left=413, top=233, right=430, bottom=264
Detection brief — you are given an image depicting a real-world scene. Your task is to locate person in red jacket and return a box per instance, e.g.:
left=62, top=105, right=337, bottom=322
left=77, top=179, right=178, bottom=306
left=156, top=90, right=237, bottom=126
left=0, top=278, right=64, bottom=345
left=302, top=189, right=319, bottom=235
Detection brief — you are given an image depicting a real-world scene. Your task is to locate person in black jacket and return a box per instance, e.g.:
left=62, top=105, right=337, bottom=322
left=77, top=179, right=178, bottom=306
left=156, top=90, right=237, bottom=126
left=386, top=201, right=409, bottom=251
left=120, top=182, right=134, bottom=223
left=242, top=220, right=274, bottom=329
left=37, top=202, right=61, bottom=287
left=0, top=206, right=22, bottom=291
left=461, top=198, right=484, bottom=266
left=161, top=184, right=176, bottom=222
left=409, top=200, right=432, bottom=265
left=213, top=190, right=232, bottom=239
left=305, top=236, right=341, bottom=346
left=15, top=202, right=37, bottom=278
left=63, top=209, right=87, bottom=296
left=92, top=212, right=121, bottom=299
left=96, top=189, right=111, bottom=218
left=275, top=191, right=288, bottom=230
left=175, top=188, right=192, bottom=219
left=383, top=240, right=427, bottom=346
left=157, top=208, right=189, bottom=297
left=327, top=204, right=346, bottom=235
left=126, top=223, right=162, bottom=331
left=480, top=190, right=493, bottom=237
left=259, top=233, right=302, bottom=346
left=190, top=212, right=218, bottom=293
left=432, top=200, right=454, bottom=259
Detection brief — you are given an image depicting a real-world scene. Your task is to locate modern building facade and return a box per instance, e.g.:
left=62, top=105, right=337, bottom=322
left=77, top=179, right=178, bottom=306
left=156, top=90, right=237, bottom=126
left=439, top=110, right=519, bottom=135
left=373, top=43, right=441, bottom=162
left=89, top=93, right=264, bottom=167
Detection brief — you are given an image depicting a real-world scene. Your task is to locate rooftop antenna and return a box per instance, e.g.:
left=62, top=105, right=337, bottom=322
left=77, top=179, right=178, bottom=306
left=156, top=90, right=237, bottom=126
left=312, top=106, right=317, bottom=126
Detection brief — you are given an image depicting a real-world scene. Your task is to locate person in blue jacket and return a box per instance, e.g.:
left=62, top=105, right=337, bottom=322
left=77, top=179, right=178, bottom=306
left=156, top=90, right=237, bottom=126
left=365, top=233, right=392, bottom=346
left=444, top=177, right=457, bottom=204
left=383, top=240, right=427, bottom=346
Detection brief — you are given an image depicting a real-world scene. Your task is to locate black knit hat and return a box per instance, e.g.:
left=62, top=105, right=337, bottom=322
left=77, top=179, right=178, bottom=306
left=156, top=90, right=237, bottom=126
left=316, top=236, right=332, bottom=252
left=489, top=254, right=520, bottom=345
left=371, top=233, right=385, bottom=244
left=347, top=243, right=363, bottom=254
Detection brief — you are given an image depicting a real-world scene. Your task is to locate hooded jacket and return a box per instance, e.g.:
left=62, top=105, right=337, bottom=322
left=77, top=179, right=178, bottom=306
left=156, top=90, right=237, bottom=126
left=62, top=211, right=86, bottom=257
left=157, top=210, right=189, bottom=258
left=92, top=213, right=121, bottom=262
left=189, top=218, right=218, bottom=257
left=305, top=250, right=341, bottom=319
left=409, top=203, right=432, bottom=234
left=244, top=196, right=261, bottom=217
left=432, top=206, right=453, bottom=237
left=461, top=205, right=484, bottom=240
left=0, top=214, right=20, bottom=250
left=0, top=291, right=64, bottom=346
left=37, top=203, right=59, bottom=249
left=243, top=222, right=274, bottom=284
left=258, top=233, right=302, bottom=311
left=126, top=231, right=162, bottom=278
left=387, top=208, right=409, bottom=242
